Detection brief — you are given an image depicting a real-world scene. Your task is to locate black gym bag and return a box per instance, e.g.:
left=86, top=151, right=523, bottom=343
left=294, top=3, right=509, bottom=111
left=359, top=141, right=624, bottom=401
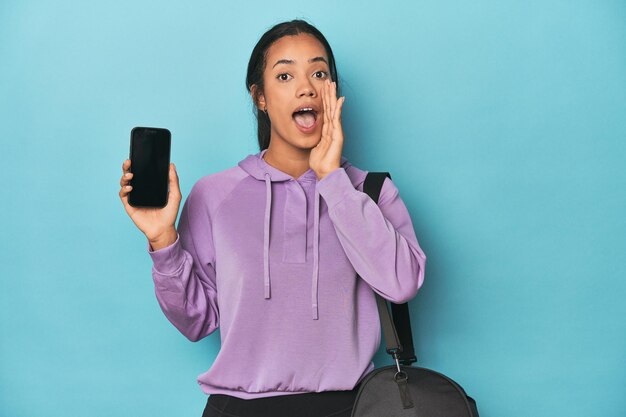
left=351, top=172, right=480, bottom=417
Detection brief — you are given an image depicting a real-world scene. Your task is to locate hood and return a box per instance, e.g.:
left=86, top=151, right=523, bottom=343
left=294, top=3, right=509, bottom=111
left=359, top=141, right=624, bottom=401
left=238, top=148, right=350, bottom=320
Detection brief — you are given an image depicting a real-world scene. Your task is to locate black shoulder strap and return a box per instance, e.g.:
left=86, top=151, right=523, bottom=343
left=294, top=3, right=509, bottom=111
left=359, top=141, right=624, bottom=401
left=361, top=172, right=418, bottom=366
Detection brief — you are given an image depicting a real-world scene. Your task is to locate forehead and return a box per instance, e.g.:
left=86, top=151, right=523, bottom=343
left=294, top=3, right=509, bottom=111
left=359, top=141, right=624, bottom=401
left=266, top=33, right=328, bottom=65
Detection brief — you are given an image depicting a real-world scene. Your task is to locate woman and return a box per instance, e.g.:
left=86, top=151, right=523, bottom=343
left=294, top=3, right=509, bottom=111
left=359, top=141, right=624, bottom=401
left=119, top=19, right=426, bottom=417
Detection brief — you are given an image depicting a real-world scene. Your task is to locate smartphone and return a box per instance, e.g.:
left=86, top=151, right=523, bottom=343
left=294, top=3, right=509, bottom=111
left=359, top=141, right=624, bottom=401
left=128, top=127, right=171, bottom=208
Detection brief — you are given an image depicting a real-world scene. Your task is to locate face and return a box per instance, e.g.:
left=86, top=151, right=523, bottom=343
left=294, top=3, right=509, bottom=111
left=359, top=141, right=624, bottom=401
left=254, top=33, right=331, bottom=150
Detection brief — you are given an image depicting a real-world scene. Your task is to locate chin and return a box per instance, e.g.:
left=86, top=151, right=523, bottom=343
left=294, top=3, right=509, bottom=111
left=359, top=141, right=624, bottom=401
left=303, top=135, right=323, bottom=150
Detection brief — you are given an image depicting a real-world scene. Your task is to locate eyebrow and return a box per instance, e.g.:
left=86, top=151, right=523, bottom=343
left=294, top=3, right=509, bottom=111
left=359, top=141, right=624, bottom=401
left=272, top=56, right=328, bottom=68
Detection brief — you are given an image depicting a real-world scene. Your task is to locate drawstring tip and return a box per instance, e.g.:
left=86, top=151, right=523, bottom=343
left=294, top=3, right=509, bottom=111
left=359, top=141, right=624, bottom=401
left=312, top=305, right=318, bottom=320
left=264, top=284, right=271, bottom=299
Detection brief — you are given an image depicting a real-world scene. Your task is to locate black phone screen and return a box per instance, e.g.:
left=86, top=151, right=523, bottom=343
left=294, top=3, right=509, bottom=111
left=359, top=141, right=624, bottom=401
left=128, top=127, right=171, bottom=208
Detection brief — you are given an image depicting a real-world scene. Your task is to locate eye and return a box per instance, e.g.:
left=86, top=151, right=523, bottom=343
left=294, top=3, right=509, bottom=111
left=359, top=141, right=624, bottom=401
left=313, top=70, right=328, bottom=79
left=276, top=73, right=292, bottom=81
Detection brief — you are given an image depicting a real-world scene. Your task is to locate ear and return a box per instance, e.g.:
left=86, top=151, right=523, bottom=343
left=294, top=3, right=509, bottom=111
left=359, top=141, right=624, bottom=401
left=250, top=84, right=266, bottom=111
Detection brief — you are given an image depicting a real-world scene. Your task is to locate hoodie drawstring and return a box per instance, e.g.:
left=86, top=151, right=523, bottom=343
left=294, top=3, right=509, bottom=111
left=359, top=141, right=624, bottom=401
left=262, top=171, right=321, bottom=320
left=263, top=172, right=272, bottom=300
left=311, top=186, right=320, bottom=320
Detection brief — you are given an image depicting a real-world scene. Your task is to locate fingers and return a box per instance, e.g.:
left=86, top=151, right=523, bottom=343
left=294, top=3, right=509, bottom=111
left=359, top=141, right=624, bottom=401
left=168, top=163, right=181, bottom=198
left=325, top=80, right=335, bottom=121
left=322, top=80, right=329, bottom=124
left=169, top=163, right=177, bottom=182
left=119, top=181, right=132, bottom=199
left=119, top=184, right=132, bottom=204
left=318, top=79, right=344, bottom=156
left=119, top=159, right=133, bottom=202
left=120, top=159, right=132, bottom=187
left=334, top=96, right=345, bottom=123
left=119, top=186, right=131, bottom=198
left=321, top=81, right=330, bottom=142
left=321, top=79, right=344, bottom=124
left=329, top=80, right=337, bottom=119
left=120, top=171, right=133, bottom=187
left=120, top=158, right=132, bottom=186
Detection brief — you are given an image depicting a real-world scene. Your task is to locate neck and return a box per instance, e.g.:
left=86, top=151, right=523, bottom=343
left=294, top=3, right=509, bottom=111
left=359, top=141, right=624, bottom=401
left=262, top=144, right=311, bottom=180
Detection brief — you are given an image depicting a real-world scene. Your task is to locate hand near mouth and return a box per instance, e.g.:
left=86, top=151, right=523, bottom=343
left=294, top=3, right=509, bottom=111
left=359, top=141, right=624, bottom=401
left=310, top=79, right=345, bottom=181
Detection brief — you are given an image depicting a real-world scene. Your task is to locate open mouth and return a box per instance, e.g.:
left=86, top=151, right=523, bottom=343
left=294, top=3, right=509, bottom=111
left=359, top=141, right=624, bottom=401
left=292, top=107, right=318, bottom=130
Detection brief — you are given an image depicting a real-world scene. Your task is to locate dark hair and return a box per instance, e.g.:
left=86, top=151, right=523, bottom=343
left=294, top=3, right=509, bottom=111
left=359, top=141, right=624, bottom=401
left=246, top=19, right=340, bottom=150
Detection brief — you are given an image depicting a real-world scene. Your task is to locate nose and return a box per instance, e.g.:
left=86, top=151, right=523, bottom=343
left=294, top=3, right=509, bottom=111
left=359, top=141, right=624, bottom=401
left=296, top=78, right=317, bottom=98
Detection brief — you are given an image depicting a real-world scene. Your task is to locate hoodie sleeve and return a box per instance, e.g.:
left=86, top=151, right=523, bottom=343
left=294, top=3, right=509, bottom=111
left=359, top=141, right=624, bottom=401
left=316, top=167, right=426, bottom=303
left=147, top=183, right=219, bottom=342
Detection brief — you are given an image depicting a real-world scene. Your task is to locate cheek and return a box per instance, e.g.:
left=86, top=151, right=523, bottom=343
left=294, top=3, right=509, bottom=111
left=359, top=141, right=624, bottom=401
left=267, top=86, right=291, bottom=105
left=265, top=89, right=292, bottom=118
left=266, top=97, right=292, bottom=130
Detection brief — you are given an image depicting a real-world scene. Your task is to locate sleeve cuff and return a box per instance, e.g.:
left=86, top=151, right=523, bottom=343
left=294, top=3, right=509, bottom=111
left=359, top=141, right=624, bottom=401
left=316, top=167, right=356, bottom=210
left=147, top=234, right=186, bottom=275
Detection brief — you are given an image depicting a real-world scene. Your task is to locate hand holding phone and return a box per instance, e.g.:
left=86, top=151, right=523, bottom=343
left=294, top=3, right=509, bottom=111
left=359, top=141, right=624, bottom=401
left=119, top=127, right=181, bottom=250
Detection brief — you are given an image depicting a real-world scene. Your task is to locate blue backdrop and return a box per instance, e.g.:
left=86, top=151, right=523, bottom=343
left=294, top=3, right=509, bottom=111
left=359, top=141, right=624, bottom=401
left=1, top=1, right=624, bottom=416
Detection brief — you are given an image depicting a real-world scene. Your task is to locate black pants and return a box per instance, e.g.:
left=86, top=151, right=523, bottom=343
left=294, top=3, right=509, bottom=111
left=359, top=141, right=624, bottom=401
left=202, top=383, right=361, bottom=417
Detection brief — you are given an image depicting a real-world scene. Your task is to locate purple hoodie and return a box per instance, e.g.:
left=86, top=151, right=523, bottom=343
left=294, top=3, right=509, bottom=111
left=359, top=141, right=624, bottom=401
left=147, top=148, right=426, bottom=399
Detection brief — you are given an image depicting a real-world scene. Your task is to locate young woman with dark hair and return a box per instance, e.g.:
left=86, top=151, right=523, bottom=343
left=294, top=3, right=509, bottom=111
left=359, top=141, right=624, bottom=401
left=119, top=19, right=426, bottom=417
